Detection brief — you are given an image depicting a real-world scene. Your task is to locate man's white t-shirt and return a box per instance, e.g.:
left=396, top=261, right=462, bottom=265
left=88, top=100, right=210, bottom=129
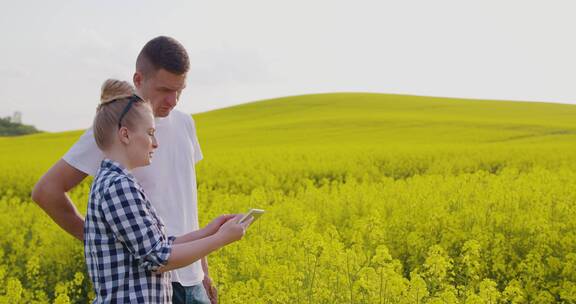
left=63, top=109, right=205, bottom=286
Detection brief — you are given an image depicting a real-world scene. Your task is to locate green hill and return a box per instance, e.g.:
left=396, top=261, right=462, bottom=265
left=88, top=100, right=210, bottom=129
left=2, top=92, right=575, bottom=165
left=195, top=93, right=576, bottom=149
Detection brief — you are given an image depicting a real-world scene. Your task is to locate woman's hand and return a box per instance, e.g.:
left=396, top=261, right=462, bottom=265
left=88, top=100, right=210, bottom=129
left=215, top=214, right=253, bottom=246
left=202, top=214, right=238, bottom=237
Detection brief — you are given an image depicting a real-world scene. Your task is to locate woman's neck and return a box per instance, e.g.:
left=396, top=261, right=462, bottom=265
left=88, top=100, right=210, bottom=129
left=104, top=149, right=134, bottom=171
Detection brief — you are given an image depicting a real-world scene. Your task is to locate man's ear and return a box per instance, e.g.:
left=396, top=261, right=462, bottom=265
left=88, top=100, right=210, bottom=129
left=118, top=126, right=130, bottom=145
left=133, top=72, right=142, bottom=88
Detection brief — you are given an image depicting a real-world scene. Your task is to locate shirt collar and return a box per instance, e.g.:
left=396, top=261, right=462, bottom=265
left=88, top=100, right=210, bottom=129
left=100, top=158, right=135, bottom=180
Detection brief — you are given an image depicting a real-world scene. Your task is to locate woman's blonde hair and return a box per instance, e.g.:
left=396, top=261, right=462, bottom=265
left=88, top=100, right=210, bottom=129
left=93, top=79, right=152, bottom=150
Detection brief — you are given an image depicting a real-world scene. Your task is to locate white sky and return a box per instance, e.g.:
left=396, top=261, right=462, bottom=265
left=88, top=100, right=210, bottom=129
left=0, top=0, right=575, bottom=132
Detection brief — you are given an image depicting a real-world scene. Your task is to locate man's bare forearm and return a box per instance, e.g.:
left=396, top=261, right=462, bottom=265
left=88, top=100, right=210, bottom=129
left=201, top=256, right=210, bottom=276
left=45, top=194, right=84, bottom=241
left=32, top=159, right=87, bottom=241
left=33, top=185, right=85, bottom=241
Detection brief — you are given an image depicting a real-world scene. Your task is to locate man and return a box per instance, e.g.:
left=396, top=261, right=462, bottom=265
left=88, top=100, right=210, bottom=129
left=32, top=36, right=219, bottom=304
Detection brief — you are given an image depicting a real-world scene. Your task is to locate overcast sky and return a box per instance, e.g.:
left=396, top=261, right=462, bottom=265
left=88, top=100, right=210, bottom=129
left=1, top=0, right=574, bottom=132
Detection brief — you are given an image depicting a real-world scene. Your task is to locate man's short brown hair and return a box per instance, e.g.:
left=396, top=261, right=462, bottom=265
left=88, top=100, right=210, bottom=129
left=136, top=36, right=190, bottom=76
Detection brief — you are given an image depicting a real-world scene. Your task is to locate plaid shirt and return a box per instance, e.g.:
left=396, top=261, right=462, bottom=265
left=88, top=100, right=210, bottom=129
left=84, top=159, right=176, bottom=303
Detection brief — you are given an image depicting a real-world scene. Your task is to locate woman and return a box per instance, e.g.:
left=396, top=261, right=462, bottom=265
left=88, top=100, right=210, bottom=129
left=84, top=79, right=252, bottom=303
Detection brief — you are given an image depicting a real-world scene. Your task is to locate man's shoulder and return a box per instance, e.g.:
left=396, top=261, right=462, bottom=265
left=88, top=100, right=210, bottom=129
left=63, top=126, right=102, bottom=176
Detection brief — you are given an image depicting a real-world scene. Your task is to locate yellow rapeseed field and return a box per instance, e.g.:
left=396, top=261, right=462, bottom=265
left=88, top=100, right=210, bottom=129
left=1, top=93, right=575, bottom=303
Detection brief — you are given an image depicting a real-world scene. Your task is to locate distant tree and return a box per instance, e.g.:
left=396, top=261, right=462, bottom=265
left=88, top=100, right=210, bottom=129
left=0, top=116, right=40, bottom=136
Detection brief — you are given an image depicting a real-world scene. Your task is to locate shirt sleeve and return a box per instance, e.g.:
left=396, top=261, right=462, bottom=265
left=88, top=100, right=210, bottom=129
left=101, top=177, right=176, bottom=272
left=187, top=115, right=204, bottom=164
left=62, top=128, right=104, bottom=176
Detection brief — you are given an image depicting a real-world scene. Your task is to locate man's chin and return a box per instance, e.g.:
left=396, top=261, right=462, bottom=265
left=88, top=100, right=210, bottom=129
left=154, top=110, right=171, bottom=118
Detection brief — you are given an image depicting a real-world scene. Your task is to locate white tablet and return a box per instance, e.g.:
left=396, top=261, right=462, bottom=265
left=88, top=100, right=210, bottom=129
left=239, top=208, right=265, bottom=224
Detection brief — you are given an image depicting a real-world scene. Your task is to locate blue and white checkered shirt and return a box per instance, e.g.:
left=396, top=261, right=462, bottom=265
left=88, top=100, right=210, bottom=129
left=84, top=159, right=176, bottom=303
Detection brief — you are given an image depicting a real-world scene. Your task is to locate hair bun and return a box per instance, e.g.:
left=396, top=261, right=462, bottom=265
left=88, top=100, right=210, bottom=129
left=100, top=79, right=134, bottom=105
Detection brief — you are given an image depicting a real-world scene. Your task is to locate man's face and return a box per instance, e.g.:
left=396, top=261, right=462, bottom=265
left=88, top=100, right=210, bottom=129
left=135, top=69, right=187, bottom=118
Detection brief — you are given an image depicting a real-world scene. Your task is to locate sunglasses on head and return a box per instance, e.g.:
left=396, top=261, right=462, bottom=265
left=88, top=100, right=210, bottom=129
left=106, top=94, right=143, bottom=129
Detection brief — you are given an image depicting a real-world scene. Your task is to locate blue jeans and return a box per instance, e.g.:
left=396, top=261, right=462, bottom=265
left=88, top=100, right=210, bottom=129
left=172, top=282, right=211, bottom=304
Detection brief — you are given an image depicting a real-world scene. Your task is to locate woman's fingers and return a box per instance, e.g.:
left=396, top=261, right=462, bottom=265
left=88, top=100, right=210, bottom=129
left=240, top=215, right=254, bottom=229
left=223, top=214, right=238, bottom=221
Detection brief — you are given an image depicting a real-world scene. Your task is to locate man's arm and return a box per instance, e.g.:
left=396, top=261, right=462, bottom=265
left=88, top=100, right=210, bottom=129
left=31, top=159, right=88, bottom=241
left=201, top=257, right=210, bottom=278
left=202, top=256, right=219, bottom=303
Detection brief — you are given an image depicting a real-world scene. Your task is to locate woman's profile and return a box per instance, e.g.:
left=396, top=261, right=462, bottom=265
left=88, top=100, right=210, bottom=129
left=84, top=79, right=253, bottom=303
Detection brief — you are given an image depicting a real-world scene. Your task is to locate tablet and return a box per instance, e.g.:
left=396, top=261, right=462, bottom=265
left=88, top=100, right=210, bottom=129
left=239, top=208, right=265, bottom=224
